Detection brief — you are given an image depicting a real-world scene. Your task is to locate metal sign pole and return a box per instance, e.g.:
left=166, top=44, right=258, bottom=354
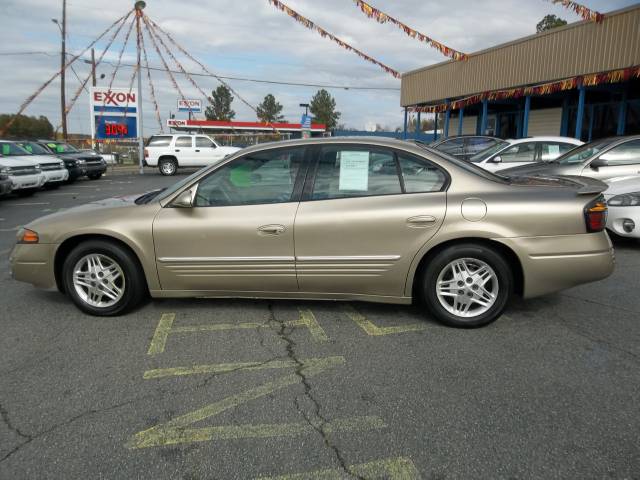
left=135, top=1, right=146, bottom=175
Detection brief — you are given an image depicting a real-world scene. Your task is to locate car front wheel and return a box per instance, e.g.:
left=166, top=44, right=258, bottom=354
left=159, top=158, right=177, bottom=176
left=88, top=173, right=103, bottom=180
left=422, top=244, right=513, bottom=328
left=62, top=240, right=146, bottom=316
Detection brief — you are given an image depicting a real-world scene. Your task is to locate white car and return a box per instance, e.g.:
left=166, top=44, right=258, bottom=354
left=0, top=141, right=68, bottom=189
left=468, top=136, right=584, bottom=172
left=0, top=155, right=46, bottom=197
left=144, top=134, right=241, bottom=175
left=604, top=176, right=640, bottom=239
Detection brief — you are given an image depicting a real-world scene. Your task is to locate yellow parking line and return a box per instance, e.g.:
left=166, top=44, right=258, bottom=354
left=143, top=358, right=300, bottom=379
left=257, top=456, right=421, bottom=480
left=147, top=308, right=328, bottom=356
left=343, top=305, right=427, bottom=336
left=128, top=356, right=357, bottom=449
left=147, top=313, right=175, bottom=355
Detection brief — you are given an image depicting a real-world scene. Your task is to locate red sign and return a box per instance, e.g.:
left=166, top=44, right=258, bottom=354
left=93, top=90, right=137, bottom=106
left=105, top=123, right=129, bottom=136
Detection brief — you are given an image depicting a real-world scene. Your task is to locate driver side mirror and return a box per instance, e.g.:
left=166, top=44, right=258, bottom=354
left=590, top=157, right=609, bottom=170
left=492, top=156, right=502, bottom=163
left=171, top=187, right=196, bottom=208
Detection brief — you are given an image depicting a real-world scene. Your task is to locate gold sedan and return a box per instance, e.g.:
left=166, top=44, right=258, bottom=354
left=10, top=138, right=614, bottom=327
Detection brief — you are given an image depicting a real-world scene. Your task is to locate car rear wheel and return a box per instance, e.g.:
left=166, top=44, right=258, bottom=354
left=421, top=244, right=513, bottom=328
left=62, top=240, right=146, bottom=316
left=159, top=158, right=177, bottom=176
left=17, top=188, right=37, bottom=197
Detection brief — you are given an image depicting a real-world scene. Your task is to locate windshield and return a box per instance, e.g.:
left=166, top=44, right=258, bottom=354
left=18, top=142, right=50, bottom=155
left=47, top=142, right=79, bottom=153
left=413, top=142, right=507, bottom=183
left=469, top=141, right=509, bottom=163
left=155, top=166, right=210, bottom=202
left=555, top=139, right=614, bottom=165
left=1, top=142, right=30, bottom=156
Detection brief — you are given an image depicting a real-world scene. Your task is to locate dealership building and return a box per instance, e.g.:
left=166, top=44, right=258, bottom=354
left=401, top=4, right=640, bottom=141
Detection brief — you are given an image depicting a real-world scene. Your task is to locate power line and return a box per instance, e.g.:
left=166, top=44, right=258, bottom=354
left=0, top=50, right=400, bottom=91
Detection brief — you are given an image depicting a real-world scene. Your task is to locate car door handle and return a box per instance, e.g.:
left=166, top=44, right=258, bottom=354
left=258, top=224, right=286, bottom=235
left=407, top=215, right=437, bottom=228
left=195, top=149, right=200, bottom=152
left=175, top=149, right=180, bottom=152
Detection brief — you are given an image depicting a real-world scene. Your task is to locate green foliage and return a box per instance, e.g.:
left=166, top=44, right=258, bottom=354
left=256, top=94, right=285, bottom=123
left=309, top=89, right=341, bottom=131
left=0, top=114, right=54, bottom=139
left=205, top=85, right=236, bottom=121
left=536, top=14, right=568, bottom=33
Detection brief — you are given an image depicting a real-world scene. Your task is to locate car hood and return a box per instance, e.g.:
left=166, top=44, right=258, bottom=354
left=0, top=156, right=40, bottom=167
left=604, top=176, right=640, bottom=196
left=507, top=173, right=608, bottom=195
left=218, top=146, right=242, bottom=154
left=57, top=152, right=103, bottom=161
left=27, top=154, right=63, bottom=165
left=499, top=162, right=582, bottom=177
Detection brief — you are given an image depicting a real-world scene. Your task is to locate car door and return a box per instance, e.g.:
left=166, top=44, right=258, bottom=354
left=580, top=139, right=640, bottom=180
left=485, top=142, right=538, bottom=172
left=153, top=145, right=307, bottom=292
left=194, top=136, right=225, bottom=165
left=294, top=144, right=447, bottom=298
left=173, top=136, right=197, bottom=166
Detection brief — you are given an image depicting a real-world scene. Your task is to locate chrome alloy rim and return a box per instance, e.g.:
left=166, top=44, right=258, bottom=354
left=72, top=254, right=125, bottom=308
left=160, top=161, right=175, bottom=175
left=436, top=258, right=499, bottom=318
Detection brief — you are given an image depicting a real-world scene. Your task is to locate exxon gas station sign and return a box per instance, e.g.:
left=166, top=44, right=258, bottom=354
left=177, top=99, right=202, bottom=113
left=90, top=87, right=138, bottom=140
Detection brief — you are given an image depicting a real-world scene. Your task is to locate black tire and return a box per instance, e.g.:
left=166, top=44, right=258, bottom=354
left=421, top=243, right=513, bottom=328
left=62, top=240, right=147, bottom=316
left=17, top=188, right=37, bottom=197
left=88, top=173, right=103, bottom=180
left=158, top=157, right=178, bottom=176
left=44, top=182, right=61, bottom=190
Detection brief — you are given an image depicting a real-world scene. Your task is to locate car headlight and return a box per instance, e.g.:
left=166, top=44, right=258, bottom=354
left=59, top=161, right=64, bottom=168
left=34, top=164, right=42, bottom=172
left=16, top=228, right=39, bottom=244
left=607, top=192, right=640, bottom=207
left=78, top=159, right=86, bottom=165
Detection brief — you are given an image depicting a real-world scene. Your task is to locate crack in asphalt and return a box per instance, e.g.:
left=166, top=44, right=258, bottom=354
left=266, top=303, right=365, bottom=480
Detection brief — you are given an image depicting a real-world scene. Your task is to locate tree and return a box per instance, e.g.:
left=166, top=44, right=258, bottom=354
left=205, top=85, right=235, bottom=121
left=309, top=89, right=341, bottom=131
left=0, top=114, right=54, bottom=139
left=536, top=14, right=567, bottom=33
left=256, top=94, right=285, bottom=123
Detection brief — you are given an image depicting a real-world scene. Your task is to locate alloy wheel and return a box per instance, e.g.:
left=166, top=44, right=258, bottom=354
left=72, top=254, right=126, bottom=308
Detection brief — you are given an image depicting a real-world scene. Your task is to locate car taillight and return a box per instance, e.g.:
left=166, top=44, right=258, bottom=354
left=584, top=196, right=607, bottom=233
left=144, top=148, right=149, bottom=158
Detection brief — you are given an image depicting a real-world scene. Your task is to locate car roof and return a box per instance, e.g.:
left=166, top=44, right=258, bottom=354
left=504, top=136, right=584, bottom=144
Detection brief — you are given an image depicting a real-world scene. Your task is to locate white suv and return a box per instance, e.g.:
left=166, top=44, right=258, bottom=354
left=0, top=141, right=49, bottom=196
left=144, top=134, right=241, bottom=175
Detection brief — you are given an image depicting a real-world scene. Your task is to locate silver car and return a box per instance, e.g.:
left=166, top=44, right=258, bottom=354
left=499, top=135, right=640, bottom=180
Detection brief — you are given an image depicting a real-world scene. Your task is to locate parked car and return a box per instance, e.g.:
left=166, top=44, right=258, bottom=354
left=430, top=135, right=501, bottom=160
left=499, top=136, right=640, bottom=181
left=603, top=176, right=640, bottom=239
left=0, top=144, right=47, bottom=196
left=0, top=141, right=67, bottom=191
left=469, top=136, right=584, bottom=172
left=144, top=134, right=241, bottom=175
left=17, top=140, right=85, bottom=184
left=0, top=165, right=13, bottom=197
left=80, top=149, right=118, bottom=165
left=10, top=137, right=614, bottom=328
left=38, top=141, right=107, bottom=180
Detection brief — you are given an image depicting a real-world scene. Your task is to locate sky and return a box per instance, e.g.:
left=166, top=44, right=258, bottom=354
left=0, top=0, right=634, bottom=134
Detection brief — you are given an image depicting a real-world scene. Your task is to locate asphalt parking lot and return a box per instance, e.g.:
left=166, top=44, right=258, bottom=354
left=1, top=173, right=639, bottom=479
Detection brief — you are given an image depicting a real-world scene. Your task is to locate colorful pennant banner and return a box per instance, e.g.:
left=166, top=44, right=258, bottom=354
left=409, top=65, right=640, bottom=113
left=352, top=0, right=467, bottom=61
left=547, top=0, right=604, bottom=22
left=267, top=0, right=400, bottom=78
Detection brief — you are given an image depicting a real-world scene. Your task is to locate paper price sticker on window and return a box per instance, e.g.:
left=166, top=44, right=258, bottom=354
left=339, top=151, right=370, bottom=191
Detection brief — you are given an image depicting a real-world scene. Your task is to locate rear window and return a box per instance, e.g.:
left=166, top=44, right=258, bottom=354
left=147, top=136, right=173, bottom=147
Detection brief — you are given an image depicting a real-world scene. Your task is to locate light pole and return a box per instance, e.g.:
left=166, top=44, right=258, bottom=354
left=52, top=3, right=67, bottom=140
left=299, top=103, right=309, bottom=117
left=135, top=1, right=146, bottom=175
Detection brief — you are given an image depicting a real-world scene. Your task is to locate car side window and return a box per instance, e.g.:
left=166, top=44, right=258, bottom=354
left=436, top=138, right=465, bottom=156
left=466, top=137, right=499, bottom=155
left=599, top=140, right=640, bottom=166
left=540, top=142, right=576, bottom=161
left=397, top=153, right=447, bottom=193
left=498, top=143, right=536, bottom=163
left=174, top=136, right=193, bottom=148
left=147, top=136, right=173, bottom=147
left=311, top=147, right=401, bottom=200
left=194, top=147, right=305, bottom=207
left=196, top=137, right=216, bottom=148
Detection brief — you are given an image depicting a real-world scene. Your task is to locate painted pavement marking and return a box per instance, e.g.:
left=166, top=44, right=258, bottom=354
left=343, top=305, right=427, bottom=336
